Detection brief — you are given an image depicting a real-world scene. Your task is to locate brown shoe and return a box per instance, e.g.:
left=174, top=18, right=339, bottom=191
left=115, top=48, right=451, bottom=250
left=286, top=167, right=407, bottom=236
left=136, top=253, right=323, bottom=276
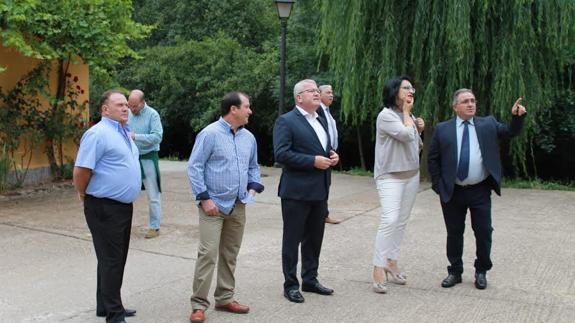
left=190, top=309, right=205, bottom=323
left=325, top=216, right=341, bottom=224
left=145, top=228, right=159, bottom=239
left=215, top=301, right=249, bottom=314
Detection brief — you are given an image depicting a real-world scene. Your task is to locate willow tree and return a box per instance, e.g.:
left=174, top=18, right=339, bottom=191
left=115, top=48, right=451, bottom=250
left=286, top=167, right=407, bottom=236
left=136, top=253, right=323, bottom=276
left=1, top=0, right=151, bottom=178
left=319, top=0, right=575, bottom=176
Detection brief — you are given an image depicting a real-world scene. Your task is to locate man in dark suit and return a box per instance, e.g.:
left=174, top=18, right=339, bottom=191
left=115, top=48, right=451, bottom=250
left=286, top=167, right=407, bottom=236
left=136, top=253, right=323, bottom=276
left=428, top=88, right=526, bottom=290
left=318, top=84, right=341, bottom=224
left=273, top=79, right=339, bottom=303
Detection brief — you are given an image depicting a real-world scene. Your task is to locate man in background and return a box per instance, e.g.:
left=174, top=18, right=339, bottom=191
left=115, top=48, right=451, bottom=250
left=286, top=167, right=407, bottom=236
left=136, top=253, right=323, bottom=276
left=318, top=84, right=341, bottom=224
left=128, top=89, right=163, bottom=239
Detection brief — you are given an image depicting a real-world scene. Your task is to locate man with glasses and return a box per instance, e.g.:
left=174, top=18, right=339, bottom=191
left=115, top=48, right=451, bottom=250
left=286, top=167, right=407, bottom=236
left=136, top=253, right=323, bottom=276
left=128, top=89, right=163, bottom=239
left=273, top=79, right=339, bottom=303
left=428, top=89, right=526, bottom=290
left=318, top=84, right=341, bottom=224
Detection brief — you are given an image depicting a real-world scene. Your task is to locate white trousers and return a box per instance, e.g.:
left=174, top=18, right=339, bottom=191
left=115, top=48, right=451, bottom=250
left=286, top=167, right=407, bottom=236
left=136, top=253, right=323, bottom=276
left=372, top=172, right=419, bottom=267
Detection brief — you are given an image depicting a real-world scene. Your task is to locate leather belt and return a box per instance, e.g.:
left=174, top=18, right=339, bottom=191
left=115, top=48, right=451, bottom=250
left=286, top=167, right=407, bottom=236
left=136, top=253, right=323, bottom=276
left=455, top=179, right=488, bottom=189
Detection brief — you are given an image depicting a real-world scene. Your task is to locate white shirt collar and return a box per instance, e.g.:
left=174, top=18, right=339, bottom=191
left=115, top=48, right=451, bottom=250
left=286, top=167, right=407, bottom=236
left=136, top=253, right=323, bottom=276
left=296, top=105, right=318, bottom=119
left=456, top=116, right=475, bottom=126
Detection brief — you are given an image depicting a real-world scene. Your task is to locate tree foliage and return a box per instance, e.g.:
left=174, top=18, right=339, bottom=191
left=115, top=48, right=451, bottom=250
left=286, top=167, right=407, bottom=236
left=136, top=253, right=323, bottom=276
left=1, top=0, right=151, bottom=75
left=318, top=0, right=575, bottom=175
left=96, top=0, right=327, bottom=163
left=1, top=0, right=151, bottom=178
left=114, top=34, right=277, bottom=159
left=131, top=0, right=277, bottom=50
left=118, top=0, right=347, bottom=164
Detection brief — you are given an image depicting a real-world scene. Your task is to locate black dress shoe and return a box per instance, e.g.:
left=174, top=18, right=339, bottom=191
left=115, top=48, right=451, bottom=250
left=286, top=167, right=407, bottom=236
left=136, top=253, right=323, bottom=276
left=284, top=289, right=305, bottom=303
left=441, top=274, right=462, bottom=288
left=97, top=308, right=136, bottom=317
left=302, top=282, right=334, bottom=295
left=475, top=272, right=487, bottom=289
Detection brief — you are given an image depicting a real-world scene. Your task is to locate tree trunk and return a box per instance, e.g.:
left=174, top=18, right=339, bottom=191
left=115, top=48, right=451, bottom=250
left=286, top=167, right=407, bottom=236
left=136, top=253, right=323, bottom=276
left=45, top=138, right=59, bottom=178
left=45, top=58, right=70, bottom=180
left=356, top=127, right=366, bottom=170
left=419, top=123, right=433, bottom=182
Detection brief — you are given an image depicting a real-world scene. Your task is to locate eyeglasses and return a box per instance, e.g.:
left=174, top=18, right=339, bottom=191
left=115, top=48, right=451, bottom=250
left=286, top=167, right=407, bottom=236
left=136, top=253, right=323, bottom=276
left=298, top=88, right=320, bottom=95
left=401, top=86, right=416, bottom=93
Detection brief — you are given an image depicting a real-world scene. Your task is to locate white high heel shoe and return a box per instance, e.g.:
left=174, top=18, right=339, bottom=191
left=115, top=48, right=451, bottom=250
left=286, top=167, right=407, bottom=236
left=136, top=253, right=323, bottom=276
left=384, top=267, right=407, bottom=285
left=372, top=281, right=387, bottom=293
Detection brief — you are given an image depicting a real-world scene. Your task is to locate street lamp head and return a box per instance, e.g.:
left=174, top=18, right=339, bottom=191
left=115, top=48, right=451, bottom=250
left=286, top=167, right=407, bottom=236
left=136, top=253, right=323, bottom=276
left=275, top=0, right=295, bottom=19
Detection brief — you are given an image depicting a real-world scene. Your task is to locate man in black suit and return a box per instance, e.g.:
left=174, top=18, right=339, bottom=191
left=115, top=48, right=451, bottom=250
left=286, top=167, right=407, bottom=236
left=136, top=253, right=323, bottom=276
left=428, top=88, right=526, bottom=290
left=318, top=84, right=341, bottom=224
left=273, top=79, right=339, bottom=303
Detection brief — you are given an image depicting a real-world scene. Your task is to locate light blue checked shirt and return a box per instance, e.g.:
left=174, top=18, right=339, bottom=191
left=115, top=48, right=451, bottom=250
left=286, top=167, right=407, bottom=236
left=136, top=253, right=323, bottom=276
left=187, top=117, right=264, bottom=215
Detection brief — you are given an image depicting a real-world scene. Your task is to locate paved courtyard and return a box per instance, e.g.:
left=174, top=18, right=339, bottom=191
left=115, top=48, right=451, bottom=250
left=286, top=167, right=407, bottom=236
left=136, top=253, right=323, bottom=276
left=1, top=161, right=574, bottom=322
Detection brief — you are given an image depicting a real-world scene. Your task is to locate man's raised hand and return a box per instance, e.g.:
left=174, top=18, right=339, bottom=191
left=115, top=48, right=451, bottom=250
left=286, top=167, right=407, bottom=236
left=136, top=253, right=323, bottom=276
left=512, top=97, right=527, bottom=116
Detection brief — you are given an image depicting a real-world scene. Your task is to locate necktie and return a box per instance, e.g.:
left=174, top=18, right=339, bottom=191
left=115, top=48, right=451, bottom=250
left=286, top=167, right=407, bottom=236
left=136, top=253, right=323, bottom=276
left=457, top=121, right=470, bottom=181
left=121, top=125, right=133, bottom=151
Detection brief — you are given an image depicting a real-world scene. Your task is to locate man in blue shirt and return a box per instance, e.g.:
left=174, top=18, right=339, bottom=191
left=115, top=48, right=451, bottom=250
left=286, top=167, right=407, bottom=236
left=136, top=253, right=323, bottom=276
left=74, top=89, right=141, bottom=323
left=187, top=92, right=264, bottom=323
left=128, top=89, right=164, bottom=239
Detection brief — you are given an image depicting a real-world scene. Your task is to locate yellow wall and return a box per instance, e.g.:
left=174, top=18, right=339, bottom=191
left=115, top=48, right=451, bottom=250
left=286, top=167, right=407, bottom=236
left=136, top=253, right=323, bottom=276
left=0, top=44, right=90, bottom=170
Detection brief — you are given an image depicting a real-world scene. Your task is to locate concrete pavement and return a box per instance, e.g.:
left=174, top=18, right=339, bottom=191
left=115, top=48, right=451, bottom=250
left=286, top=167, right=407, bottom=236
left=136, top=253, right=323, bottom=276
left=1, top=160, right=574, bottom=322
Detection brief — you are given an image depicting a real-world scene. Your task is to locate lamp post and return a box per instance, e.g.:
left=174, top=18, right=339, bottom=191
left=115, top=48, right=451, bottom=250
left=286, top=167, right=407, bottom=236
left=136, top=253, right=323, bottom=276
left=275, top=0, right=295, bottom=117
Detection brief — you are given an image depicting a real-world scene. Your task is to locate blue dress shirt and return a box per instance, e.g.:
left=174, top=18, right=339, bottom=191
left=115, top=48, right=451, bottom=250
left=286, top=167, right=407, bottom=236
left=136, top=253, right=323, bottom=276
left=187, top=117, right=264, bottom=215
left=75, top=117, right=142, bottom=203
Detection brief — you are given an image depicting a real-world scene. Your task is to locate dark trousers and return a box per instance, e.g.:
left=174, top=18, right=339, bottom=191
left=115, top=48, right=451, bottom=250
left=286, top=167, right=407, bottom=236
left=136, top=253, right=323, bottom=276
left=441, top=181, right=493, bottom=275
left=281, top=199, right=327, bottom=291
left=84, top=195, right=133, bottom=323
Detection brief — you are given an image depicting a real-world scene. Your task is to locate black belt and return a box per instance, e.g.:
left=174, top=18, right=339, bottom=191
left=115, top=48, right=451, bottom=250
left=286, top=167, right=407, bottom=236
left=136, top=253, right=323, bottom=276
left=85, top=194, right=131, bottom=206
left=455, top=178, right=489, bottom=189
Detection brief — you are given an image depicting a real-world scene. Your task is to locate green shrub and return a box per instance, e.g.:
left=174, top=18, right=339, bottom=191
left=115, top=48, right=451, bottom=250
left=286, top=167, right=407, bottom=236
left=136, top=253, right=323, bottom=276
left=502, top=178, right=575, bottom=191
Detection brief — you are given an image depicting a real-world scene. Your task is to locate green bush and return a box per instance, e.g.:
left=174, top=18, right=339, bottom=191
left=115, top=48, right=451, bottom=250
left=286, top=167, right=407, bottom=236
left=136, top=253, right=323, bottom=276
left=502, top=178, right=575, bottom=191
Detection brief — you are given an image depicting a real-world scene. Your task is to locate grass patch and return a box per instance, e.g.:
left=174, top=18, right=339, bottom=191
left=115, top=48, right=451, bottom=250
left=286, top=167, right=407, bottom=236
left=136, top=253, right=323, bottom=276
left=338, top=167, right=373, bottom=177
left=502, top=178, right=575, bottom=191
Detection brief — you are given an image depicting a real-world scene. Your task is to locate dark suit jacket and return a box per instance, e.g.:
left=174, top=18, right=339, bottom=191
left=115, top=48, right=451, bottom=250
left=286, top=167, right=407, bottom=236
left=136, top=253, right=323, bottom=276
left=428, top=115, right=525, bottom=203
left=273, top=107, right=332, bottom=201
